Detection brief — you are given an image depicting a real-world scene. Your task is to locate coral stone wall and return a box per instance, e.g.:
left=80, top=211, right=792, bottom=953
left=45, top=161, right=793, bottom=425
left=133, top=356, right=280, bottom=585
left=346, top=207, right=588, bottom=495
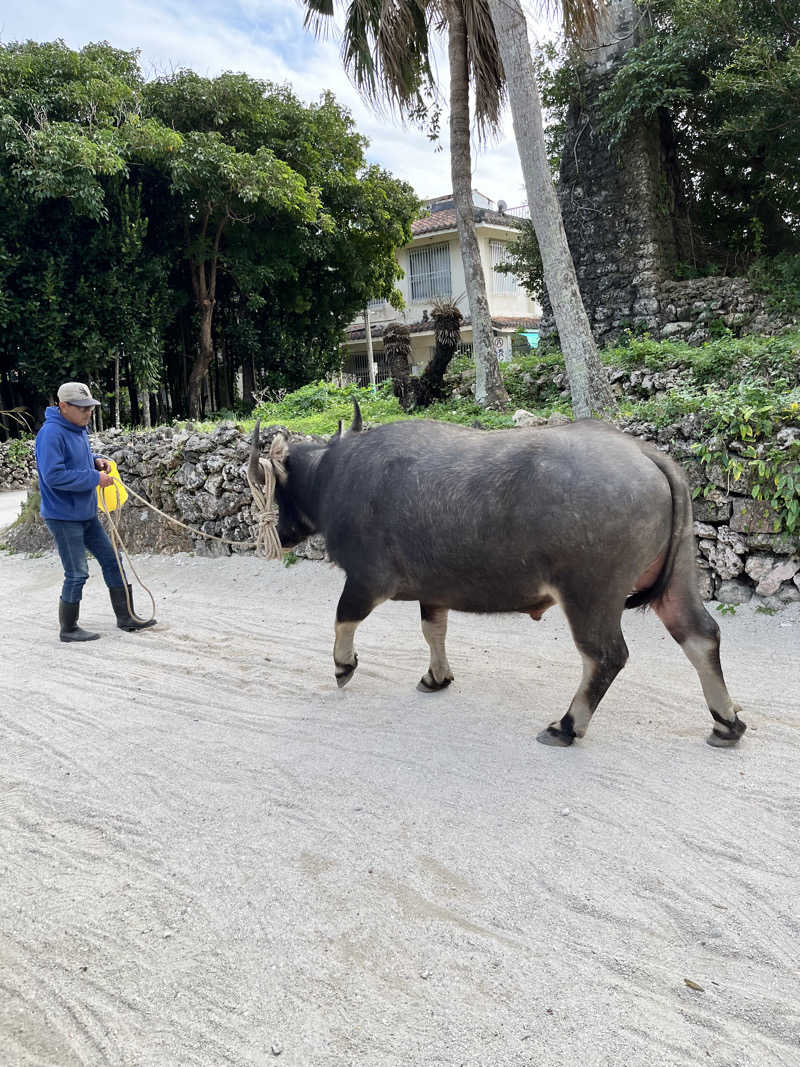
left=4, top=419, right=798, bottom=608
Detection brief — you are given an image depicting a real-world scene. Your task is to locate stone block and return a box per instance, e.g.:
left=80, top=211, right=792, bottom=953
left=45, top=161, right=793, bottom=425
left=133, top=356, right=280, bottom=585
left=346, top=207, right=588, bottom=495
left=692, top=490, right=731, bottom=523
left=704, top=541, right=744, bottom=579
left=730, top=498, right=781, bottom=534
left=747, top=555, right=800, bottom=597
left=660, top=322, right=692, bottom=338
left=693, top=521, right=717, bottom=540
left=716, top=526, right=747, bottom=554
left=716, top=579, right=753, bottom=605
left=696, top=569, right=715, bottom=601
left=745, top=531, right=800, bottom=555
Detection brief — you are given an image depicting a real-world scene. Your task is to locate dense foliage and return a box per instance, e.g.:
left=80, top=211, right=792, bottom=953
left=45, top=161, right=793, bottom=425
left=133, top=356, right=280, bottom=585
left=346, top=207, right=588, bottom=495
left=246, top=329, right=800, bottom=531
left=543, top=0, right=800, bottom=268
left=0, top=40, right=419, bottom=428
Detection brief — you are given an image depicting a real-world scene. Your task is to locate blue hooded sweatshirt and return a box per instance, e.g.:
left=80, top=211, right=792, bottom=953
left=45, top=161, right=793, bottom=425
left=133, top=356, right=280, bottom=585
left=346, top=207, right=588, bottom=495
left=35, top=407, right=101, bottom=520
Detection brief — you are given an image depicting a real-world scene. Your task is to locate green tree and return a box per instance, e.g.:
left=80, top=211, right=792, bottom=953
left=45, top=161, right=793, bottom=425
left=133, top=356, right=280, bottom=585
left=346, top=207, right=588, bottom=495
left=1, top=43, right=419, bottom=423
left=551, top=0, right=800, bottom=265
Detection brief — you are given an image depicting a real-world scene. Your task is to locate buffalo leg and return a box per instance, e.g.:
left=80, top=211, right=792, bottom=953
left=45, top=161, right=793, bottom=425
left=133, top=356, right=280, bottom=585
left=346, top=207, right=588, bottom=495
left=654, top=588, right=746, bottom=747
left=538, top=610, right=629, bottom=747
left=333, top=579, right=382, bottom=688
left=417, top=604, right=454, bottom=692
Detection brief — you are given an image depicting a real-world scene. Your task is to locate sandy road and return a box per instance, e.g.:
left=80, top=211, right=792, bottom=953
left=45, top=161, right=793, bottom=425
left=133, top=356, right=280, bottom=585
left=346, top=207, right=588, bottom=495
left=0, top=532, right=799, bottom=1066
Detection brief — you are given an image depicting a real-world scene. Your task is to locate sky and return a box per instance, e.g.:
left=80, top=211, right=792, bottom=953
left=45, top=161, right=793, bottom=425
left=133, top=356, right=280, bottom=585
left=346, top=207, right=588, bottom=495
left=0, top=0, right=545, bottom=209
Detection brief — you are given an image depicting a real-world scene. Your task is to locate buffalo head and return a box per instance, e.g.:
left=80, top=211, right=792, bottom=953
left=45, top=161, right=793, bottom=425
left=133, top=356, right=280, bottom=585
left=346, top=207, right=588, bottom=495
left=248, top=400, right=363, bottom=550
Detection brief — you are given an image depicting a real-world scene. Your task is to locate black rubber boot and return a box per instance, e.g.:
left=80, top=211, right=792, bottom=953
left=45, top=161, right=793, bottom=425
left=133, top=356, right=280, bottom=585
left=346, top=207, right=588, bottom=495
left=59, top=599, right=100, bottom=642
left=109, top=585, right=156, bottom=631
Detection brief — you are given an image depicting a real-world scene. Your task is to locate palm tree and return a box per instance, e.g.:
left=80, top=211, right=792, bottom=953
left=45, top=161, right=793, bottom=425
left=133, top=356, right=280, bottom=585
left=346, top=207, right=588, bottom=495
left=305, top=0, right=615, bottom=418
left=487, top=0, right=614, bottom=416
left=303, top=0, right=509, bottom=408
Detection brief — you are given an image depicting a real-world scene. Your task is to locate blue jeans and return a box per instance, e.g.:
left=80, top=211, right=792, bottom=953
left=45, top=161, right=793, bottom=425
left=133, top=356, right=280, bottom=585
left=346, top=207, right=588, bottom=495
left=44, top=516, right=127, bottom=603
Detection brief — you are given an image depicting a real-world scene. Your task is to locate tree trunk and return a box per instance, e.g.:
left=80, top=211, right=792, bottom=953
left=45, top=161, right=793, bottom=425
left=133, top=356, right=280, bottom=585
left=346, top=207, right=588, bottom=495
left=125, top=354, right=140, bottom=426
left=187, top=213, right=226, bottom=420
left=242, top=355, right=255, bottom=410
left=114, top=353, right=121, bottom=429
left=414, top=304, right=463, bottom=408
left=446, top=0, right=508, bottom=410
left=384, top=323, right=413, bottom=411
left=188, top=300, right=214, bottom=419
left=140, top=389, right=151, bottom=429
left=487, top=0, right=614, bottom=418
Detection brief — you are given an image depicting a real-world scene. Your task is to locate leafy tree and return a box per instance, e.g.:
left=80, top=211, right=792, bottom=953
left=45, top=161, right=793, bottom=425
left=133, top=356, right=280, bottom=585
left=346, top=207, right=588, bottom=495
left=0, top=42, right=419, bottom=425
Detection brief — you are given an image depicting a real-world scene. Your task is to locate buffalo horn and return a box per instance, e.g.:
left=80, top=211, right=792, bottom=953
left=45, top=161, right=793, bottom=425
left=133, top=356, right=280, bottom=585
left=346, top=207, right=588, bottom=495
left=248, top=420, right=265, bottom=487
left=351, top=398, right=363, bottom=433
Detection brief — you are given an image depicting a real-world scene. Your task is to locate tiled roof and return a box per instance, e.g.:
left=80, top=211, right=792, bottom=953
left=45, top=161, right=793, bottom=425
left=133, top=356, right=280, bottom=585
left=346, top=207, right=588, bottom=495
left=412, top=210, right=457, bottom=235
left=344, top=315, right=540, bottom=343
left=411, top=207, right=526, bottom=238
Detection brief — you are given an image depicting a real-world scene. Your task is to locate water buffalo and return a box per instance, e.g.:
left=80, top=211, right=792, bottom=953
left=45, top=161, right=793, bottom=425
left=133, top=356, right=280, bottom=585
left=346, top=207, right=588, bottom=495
left=249, top=406, right=745, bottom=748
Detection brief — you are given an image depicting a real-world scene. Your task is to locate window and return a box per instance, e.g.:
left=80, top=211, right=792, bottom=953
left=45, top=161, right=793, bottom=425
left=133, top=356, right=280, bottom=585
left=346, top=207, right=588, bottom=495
left=409, top=243, right=452, bottom=301
left=366, top=297, right=386, bottom=309
left=490, top=241, right=519, bottom=295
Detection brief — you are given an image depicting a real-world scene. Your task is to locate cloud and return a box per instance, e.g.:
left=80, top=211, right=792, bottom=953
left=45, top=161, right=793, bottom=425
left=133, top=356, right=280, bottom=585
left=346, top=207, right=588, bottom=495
left=1, top=0, right=529, bottom=205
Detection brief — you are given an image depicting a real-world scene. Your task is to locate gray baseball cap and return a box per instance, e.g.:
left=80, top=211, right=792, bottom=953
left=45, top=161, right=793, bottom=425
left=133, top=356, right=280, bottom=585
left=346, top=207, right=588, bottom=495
left=57, top=382, right=101, bottom=407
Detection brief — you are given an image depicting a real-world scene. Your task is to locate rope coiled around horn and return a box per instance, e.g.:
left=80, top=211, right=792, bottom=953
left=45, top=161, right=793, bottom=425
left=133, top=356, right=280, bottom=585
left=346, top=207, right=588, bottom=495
left=246, top=456, right=285, bottom=560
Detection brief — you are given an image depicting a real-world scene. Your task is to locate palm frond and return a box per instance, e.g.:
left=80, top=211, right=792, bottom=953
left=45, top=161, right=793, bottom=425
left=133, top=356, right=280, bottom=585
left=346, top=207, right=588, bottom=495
left=464, top=0, right=506, bottom=139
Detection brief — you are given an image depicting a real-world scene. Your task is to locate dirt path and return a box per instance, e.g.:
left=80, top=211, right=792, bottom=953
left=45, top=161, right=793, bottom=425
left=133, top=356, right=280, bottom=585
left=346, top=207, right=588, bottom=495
left=1, top=546, right=798, bottom=1066
left=0, top=489, right=28, bottom=533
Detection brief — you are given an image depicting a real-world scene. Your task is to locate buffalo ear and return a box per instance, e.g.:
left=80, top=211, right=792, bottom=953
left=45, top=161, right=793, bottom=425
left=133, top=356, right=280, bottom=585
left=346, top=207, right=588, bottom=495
left=269, top=433, right=289, bottom=483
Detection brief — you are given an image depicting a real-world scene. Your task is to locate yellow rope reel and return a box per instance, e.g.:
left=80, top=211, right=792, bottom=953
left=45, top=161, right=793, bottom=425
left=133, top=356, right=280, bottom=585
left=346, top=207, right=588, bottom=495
left=96, top=459, right=128, bottom=511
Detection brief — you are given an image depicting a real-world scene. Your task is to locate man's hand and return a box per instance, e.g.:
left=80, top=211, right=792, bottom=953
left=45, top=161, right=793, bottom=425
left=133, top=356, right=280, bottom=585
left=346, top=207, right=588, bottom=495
left=98, top=471, right=115, bottom=488
left=94, top=457, right=112, bottom=473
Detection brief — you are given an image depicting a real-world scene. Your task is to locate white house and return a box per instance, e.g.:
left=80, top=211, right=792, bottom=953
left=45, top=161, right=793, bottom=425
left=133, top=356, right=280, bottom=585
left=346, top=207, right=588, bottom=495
left=341, top=191, right=541, bottom=382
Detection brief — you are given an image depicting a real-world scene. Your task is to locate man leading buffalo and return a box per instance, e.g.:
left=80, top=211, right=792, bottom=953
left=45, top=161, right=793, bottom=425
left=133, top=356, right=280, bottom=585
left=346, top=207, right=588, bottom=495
left=34, top=381, right=156, bottom=642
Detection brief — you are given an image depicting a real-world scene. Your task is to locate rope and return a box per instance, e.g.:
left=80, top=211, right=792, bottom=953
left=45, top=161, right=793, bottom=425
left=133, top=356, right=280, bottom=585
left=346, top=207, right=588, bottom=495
left=245, top=458, right=284, bottom=561
left=99, top=463, right=285, bottom=561
left=98, top=482, right=157, bottom=624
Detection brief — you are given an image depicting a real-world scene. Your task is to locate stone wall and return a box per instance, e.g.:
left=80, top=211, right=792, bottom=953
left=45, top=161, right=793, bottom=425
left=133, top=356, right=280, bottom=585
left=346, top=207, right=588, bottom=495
left=3, top=422, right=327, bottom=562
left=541, top=1, right=796, bottom=348
left=0, top=439, right=35, bottom=489
left=3, top=417, right=798, bottom=609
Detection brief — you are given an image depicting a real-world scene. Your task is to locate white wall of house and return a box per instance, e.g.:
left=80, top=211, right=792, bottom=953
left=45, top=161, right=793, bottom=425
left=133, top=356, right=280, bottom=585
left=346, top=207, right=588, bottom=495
left=344, top=212, right=540, bottom=376
left=362, top=223, right=538, bottom=328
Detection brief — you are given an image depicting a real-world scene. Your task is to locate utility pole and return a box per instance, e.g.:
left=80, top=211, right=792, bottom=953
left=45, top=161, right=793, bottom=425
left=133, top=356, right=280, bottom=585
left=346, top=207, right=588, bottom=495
left=363, top=307, right=376, bottom=392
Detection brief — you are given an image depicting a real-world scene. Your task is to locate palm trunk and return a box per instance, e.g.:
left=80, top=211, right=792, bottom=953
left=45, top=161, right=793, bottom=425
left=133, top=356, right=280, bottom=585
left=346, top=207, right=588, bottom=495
left=487, top=0, right=614, bottom=418
left=446, top=0, right=508, bottom=409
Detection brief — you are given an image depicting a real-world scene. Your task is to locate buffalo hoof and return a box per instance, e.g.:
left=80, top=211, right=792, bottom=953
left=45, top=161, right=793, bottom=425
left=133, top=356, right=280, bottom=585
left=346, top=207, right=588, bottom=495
left=536, top=725, right=575, bottom=747
left=706, top=712, right=747, bottom=747
left=706, top=729, right=745, bottom=748
left=416, top=672, right=453, bottom=693
left=335, top=654, right=358, bottom=688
